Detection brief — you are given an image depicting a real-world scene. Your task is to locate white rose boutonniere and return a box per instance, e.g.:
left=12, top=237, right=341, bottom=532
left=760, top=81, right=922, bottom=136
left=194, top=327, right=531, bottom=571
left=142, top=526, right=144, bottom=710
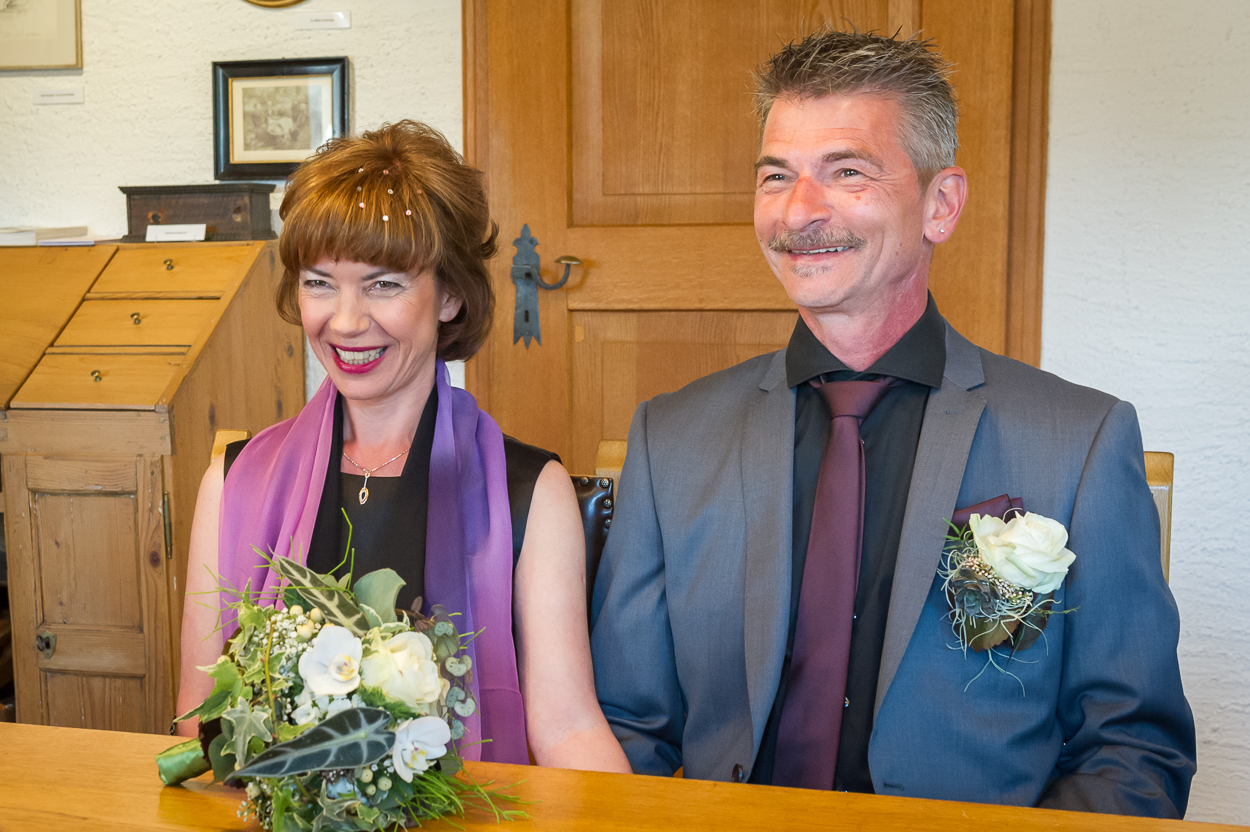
left=360, top=631, right=443, bottom=710
left=297, top=623, right=363, bottom=696
left=970, top=512, right=1076, bottom=594
left=940, top=499, right=1078, bottom=681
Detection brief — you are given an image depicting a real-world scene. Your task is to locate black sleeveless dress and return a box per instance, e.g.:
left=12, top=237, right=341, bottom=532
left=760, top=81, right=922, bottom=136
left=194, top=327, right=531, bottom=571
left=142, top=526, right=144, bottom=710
left=222, top=385, right=557, bottom=613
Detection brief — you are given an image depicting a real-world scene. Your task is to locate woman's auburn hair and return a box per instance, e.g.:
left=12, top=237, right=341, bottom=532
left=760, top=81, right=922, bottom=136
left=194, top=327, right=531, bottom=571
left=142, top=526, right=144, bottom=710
left=276, top=120, right=498, bottom=361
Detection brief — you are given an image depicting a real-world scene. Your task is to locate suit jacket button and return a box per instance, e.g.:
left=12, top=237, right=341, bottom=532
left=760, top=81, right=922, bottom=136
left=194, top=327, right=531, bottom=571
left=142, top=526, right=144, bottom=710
left=732, top=763, right=745, bottom=782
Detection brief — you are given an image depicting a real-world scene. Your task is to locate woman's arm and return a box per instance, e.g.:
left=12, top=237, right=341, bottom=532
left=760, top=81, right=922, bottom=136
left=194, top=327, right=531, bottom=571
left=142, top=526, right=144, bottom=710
left=513, top=460, right=632, bottom=772
left=174, top=454, right=227, bottom=737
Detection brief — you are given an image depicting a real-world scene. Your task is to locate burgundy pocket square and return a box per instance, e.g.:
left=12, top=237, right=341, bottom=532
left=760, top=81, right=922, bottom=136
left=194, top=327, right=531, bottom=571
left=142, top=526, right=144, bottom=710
left=952, top=494, right=1024, bottom=526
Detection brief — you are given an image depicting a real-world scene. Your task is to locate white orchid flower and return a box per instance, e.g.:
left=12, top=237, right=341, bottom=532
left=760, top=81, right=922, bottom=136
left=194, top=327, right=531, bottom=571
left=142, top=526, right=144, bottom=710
left=297, top=624, right=363, bottom=696
left=390, top=716, right=452, bottom=782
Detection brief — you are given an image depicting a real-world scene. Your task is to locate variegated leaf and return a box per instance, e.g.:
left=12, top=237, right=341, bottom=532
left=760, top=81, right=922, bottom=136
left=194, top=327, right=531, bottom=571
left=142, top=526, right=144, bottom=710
left=268, top=556, right=370, bottom=636
left=226, top=707, right=394, bottom=782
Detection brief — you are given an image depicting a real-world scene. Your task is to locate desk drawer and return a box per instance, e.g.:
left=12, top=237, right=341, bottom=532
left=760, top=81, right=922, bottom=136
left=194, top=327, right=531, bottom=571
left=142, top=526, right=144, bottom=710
left=54, top=299, right=219, bottom=348
left=10, top=353, right=183, bottom=410
left=87, top=245, right=254, bottom=298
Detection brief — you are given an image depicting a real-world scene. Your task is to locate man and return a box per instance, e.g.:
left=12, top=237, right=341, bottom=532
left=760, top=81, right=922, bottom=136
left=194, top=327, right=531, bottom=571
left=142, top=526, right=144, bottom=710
left=590, top=29, right=1195, bottom=817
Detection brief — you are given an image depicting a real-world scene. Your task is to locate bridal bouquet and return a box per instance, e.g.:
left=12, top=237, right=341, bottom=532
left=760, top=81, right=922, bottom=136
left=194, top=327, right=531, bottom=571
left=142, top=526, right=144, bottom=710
left=157, top=552, right=521, bottom=831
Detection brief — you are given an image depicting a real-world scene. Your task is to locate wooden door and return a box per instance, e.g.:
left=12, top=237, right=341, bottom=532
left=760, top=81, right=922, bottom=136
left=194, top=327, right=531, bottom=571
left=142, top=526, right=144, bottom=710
left=2, top=454, right=173, bottom=733
left=465, top=0, right=1049, bottom=472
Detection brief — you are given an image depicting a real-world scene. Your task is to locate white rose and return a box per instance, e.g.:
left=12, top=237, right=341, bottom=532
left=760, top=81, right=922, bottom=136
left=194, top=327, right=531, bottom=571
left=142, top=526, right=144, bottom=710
left=390, top=717, right=451, bottom=782
left=970, top=511, right=1076, bottom=594
left=297, top=624, right=362, bottom=696
left=360, top=631, right=443, bottom=708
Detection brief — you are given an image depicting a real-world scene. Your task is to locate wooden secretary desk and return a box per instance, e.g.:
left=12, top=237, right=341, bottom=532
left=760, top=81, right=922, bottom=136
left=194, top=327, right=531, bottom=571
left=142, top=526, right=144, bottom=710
left=0, top=242, right=304, bottom=734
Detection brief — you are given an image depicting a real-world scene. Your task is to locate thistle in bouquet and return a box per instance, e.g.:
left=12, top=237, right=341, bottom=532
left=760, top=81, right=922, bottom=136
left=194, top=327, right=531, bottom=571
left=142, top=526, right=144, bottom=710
left=157, top=545, right=523, bottom=831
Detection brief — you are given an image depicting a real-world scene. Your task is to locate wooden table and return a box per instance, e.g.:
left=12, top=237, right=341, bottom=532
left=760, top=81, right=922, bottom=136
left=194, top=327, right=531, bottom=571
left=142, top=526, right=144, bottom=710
left=0, top=723, right=1240, bottom=832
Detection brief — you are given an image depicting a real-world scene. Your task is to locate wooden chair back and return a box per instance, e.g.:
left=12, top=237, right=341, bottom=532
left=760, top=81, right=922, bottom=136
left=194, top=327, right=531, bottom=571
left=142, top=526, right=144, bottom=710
left=1144, top=451, right=1174, bottom=582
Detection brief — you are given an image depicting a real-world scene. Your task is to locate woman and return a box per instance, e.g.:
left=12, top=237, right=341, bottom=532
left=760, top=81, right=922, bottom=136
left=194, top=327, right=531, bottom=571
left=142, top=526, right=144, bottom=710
left=176, top=120, right=630, bottom=774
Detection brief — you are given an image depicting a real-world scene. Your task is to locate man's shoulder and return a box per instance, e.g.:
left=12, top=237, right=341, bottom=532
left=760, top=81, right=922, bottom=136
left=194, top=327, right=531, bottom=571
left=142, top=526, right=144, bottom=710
left=975, top=347, right=1123, bottom=419
left=645, top=349, right=784, bottom=421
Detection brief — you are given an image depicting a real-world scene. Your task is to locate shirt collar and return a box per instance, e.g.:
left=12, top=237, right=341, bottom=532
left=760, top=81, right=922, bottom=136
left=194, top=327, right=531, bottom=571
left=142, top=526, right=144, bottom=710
left=785, top=293, right=946, bottom=389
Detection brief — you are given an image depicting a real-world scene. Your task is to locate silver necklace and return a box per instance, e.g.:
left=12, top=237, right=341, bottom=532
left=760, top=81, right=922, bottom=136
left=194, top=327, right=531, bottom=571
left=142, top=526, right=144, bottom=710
left=342, top=448, right=409, bottom=505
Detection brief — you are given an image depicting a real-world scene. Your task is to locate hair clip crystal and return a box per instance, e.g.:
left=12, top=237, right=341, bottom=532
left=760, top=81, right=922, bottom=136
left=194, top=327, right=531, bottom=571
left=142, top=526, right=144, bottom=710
left=358, top=202, right=365, bottom=209
left=405, top=209, right=412, bottom=216
left=383, top=215, right=389, bottom=222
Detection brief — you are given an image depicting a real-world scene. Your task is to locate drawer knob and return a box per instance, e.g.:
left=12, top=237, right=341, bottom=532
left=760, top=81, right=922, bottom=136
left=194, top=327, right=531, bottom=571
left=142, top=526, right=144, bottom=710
left=36, top=631, right=57, bottom=659
left=163, top=258, right=174, bottom=270
left=91, top=369, right=102, bottom=382
left=131, top=312, right=142, bottom=325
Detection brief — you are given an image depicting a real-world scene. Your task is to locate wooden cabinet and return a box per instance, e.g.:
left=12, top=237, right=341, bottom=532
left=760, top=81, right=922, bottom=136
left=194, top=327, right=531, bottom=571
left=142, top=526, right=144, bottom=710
left=0, top=242, right=304, bottom=734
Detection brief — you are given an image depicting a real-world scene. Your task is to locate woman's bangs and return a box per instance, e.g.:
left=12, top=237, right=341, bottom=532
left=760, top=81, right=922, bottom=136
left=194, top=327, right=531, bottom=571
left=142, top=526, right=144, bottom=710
left=288, top=177, right=440, bottom=278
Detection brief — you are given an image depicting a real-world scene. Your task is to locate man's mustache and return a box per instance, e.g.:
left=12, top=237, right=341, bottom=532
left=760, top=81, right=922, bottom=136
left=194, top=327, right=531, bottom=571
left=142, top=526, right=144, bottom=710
left=767, top=228, right=866, bottom=253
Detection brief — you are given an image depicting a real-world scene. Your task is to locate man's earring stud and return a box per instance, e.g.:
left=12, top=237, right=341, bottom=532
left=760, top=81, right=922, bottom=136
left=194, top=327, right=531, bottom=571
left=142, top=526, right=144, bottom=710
left=939, top=227, right=946, bottom=234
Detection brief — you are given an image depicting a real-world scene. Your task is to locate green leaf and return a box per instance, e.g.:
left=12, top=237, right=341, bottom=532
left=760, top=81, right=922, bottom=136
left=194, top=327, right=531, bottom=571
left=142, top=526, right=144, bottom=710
left=175, top=658, right=242, bottom=724
left=268, top=556, right=371, bottom=636
left=352, top=569, right=405, bottom=624
left=222, top=697, right=272, bottom=766
left=270, top=784, right=297, bottom=832
left=359, top=604, right=384, bottom=630
left=276, top=721, right=315, bottom=743
left=226, top=707, right=395, bottom=783
left=207, top=732, right=233, bottom=782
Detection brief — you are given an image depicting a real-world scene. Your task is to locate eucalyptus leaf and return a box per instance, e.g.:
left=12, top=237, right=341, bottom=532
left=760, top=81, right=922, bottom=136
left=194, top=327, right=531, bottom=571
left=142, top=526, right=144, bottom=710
left=352, top=569, right=405, bottom=624
left=226, top=707, right=395, bottom=783
left=268, top=556, right=371, bottom=636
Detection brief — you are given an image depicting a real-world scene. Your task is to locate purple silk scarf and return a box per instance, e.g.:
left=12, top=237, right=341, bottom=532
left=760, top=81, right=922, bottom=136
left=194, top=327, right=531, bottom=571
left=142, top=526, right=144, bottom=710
left=216, top=361, right=528, bottom=764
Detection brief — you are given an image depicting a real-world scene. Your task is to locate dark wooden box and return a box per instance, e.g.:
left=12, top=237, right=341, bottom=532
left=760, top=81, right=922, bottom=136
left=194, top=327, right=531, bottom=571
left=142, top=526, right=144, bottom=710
left=119, top=183, right=277, bottom=243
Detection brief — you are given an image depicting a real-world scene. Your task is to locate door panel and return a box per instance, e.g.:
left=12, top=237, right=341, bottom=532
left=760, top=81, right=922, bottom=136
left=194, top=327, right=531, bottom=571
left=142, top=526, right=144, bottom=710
left=6, top=454, right=172, bottom=733
left=571, top=311, right=798, bottom=472
left=466, top=0, right=1047, bottom=473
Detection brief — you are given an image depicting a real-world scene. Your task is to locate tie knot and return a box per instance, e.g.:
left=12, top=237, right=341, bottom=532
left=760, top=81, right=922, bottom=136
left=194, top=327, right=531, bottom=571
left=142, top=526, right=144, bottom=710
left=814, top=377, right=894, bottom=421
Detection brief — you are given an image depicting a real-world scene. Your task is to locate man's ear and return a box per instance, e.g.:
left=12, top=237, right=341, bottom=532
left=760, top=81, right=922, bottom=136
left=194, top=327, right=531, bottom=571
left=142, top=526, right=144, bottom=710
left=923, top=166, right=968, bottom=244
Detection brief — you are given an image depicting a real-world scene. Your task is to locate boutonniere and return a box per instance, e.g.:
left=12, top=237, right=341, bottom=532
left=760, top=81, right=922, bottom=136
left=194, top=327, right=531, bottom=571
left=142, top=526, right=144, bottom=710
left=939, top=497, right=1076, bottom=664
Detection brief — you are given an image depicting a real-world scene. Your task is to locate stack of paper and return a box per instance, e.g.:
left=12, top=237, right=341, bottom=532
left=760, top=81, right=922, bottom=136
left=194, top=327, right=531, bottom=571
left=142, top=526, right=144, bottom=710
left=0, top=226, right=90, bottom=246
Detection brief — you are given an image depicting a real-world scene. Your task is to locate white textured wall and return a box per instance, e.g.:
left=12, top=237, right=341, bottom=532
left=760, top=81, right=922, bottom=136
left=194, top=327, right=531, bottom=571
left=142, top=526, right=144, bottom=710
left=0, top=0, right=461, bottom=236
left=1044, top=1, right=1250, bottom=823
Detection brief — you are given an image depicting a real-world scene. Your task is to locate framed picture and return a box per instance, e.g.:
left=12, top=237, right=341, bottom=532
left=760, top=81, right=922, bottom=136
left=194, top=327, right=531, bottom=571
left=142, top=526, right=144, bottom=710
left=212, top=57, right=348, bottom=181
left=0, top=0, right=82, bottom=71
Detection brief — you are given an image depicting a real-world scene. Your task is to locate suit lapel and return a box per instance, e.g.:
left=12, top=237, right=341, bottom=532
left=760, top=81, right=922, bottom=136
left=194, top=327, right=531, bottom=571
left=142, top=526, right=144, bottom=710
left=741, top=350, right=795, bottom=751
left=874, top=323, right=986, bottom=715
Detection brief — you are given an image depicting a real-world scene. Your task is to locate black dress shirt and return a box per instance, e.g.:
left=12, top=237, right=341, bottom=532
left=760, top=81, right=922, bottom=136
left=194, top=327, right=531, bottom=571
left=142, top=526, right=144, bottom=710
left=750, top=295, right=946, bottom=790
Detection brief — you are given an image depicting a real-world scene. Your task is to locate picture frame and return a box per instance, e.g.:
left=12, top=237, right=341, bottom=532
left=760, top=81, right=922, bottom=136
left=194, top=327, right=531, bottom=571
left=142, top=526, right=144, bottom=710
left=212, top=57, right=348, bottom=181
left=0, top=0, right=82, bottom=71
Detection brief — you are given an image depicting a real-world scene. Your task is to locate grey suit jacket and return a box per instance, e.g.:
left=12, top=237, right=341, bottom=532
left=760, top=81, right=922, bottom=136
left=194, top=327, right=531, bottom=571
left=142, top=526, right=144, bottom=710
left=590, top=321, right=1196, bottom=817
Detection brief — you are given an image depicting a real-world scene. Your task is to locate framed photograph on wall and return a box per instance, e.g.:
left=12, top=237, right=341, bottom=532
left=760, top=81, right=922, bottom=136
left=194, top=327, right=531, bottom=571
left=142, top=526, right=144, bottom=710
left=0, top=0, right=82, bottom=70
left=212, top=57, right=348, bottom=181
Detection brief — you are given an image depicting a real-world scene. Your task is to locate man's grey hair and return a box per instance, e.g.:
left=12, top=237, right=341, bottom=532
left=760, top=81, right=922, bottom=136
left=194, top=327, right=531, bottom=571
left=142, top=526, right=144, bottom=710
left=753, top=28, right=958, bottom=180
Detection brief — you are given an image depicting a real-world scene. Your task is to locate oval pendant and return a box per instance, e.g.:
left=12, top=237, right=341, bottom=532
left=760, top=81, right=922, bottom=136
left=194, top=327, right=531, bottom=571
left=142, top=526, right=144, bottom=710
left=358, top=485, right=369, bottom=505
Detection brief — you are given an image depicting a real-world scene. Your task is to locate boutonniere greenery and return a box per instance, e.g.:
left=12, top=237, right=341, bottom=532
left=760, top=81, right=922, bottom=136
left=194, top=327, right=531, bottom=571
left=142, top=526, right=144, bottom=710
left=156, top=549, right=523, bottom=831
left=939, top=509, right=1076, bottom=678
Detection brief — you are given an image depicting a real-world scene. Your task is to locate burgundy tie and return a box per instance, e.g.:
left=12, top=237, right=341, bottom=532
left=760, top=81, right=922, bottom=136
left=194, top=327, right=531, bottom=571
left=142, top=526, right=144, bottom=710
left=773, top=377, right=893, bottom=789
